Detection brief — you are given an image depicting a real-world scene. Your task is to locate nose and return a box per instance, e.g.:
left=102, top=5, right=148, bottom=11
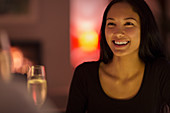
left=113, top=26, right=124, bottom=38
left=116, top=33, right=124, bottom=38
left=114, top=27, right=125, bottom=38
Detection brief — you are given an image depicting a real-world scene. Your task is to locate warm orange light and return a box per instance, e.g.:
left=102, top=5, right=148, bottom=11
left=78, top=31, right=98, bottom=51
left=11, top=47, right=24, bottom=71
left=11, top=47, right=33, bottom=74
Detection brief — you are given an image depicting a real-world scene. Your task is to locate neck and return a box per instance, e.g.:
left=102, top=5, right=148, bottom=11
left=108, top=54, right=145, bottom=79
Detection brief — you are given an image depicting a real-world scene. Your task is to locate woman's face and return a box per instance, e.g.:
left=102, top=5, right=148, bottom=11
left=105, top=2, right=141, bottom=57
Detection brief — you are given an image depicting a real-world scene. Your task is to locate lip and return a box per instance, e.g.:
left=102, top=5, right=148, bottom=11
left=112, top=40, right=130, bottom=48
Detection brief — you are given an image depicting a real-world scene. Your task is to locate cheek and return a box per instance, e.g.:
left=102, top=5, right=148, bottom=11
left=125, top=28, right=141, bottom=46
left=105, top=28, right=113, bottom=35
left=105, top=29, right=113, bottom=47
left=124, top=28, right=140, bottom=35
left=125, top=28, right=140, bottom=39
left=105, top=28, right=113, bottom=40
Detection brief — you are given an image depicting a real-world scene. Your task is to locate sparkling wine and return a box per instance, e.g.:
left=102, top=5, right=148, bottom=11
left=27, top=79, right=47, bottom=106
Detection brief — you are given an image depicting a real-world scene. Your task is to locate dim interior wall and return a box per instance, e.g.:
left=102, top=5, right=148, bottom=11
left=0, top=0, right=71, bottom=110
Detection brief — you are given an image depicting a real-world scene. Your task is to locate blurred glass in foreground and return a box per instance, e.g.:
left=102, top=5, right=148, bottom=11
left=27, top=65, right=47, bottom=108
left=0, top=30, right=12, bottom=83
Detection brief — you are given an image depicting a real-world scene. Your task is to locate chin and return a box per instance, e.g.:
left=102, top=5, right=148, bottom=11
left=112, top=50, right=129, bottom=57
left=113, top=53, right=129, bottom=57
left=113, top=51, right=139, bottom=58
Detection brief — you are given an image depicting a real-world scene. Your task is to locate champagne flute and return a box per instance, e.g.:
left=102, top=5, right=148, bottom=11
left=27, top=65, right=47, bottom=108
left=0, top=30, right=12, bottom=83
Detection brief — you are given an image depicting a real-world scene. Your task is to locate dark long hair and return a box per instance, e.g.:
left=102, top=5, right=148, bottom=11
left=99, top=0, right=165, bottom=64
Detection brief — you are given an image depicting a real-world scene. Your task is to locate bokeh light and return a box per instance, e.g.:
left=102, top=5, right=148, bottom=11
left=70, top=0, right=109, bottom=68
left=78, top=31, right=98, bottom=51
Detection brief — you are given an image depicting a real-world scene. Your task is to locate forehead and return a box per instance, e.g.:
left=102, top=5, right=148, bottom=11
left=107, top=2, right=139, bottom=20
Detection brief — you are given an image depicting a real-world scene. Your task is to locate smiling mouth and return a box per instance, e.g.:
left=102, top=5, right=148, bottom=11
left=112, top=40, right=130, bottom=46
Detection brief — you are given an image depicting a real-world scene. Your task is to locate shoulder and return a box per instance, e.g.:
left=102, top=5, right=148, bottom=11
left=72, top=61, right=100, bottom=82
left=75, top=61, right=100, bottom=71
left=73, top=61, right=100, bottom=79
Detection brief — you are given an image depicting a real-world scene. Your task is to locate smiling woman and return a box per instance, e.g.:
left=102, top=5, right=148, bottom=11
left=105, top=2, right=141, bottom=57
left=66, top=0, right=170, bottom=113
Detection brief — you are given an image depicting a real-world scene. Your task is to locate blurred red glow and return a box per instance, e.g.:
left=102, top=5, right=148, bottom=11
left=70, top=0, right=109, bottom=68
left=71, top=48, right=100, bottom=68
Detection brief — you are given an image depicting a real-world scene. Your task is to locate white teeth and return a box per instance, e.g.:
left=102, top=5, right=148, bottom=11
left=115, top=41, right=128, bottom=45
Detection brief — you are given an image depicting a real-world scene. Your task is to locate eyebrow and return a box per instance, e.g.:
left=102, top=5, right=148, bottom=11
left=124, top=17, right=137, bottom=21
left=106, top=17, right=137, bottom=21
left=106, top=18, right=115, bottom=20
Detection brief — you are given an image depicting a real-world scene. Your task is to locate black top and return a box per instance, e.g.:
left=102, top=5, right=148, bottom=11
left=66, top=58, right=170, bottom=113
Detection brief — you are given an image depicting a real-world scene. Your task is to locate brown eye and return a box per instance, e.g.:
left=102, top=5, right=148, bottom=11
left=124, top=22, right=134, bottom=27
left=107, top=22, right=116, bottom=27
